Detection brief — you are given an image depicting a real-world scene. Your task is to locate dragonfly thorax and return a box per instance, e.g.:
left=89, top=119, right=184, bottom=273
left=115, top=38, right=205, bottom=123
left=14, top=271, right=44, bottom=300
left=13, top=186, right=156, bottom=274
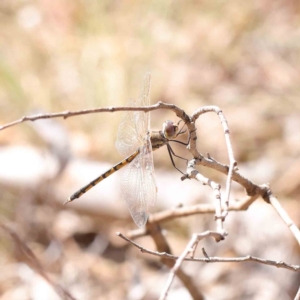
left=150, top=131, right=168, bottom=151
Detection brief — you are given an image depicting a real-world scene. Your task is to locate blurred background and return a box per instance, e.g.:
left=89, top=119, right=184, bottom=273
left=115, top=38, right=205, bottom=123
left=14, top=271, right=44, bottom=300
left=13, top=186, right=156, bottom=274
left=0, top=0, right=299, bottom=299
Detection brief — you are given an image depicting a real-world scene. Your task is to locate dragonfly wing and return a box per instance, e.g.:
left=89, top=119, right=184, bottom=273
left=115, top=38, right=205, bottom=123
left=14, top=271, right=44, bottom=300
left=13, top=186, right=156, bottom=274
left=121, top=142, right=157, bottom=227
left=141, top=135, right=157, bottom=207
left=115, top=102, right=141, bottom=157
left=115, top=73, right=151, bottom=157
left=137, top=73, right=151, bottom=133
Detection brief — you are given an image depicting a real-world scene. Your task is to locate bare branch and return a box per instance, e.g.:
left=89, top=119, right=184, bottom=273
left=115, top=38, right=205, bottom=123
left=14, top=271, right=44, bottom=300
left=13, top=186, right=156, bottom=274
left=194, top=155, right=270, bottom=199
left=131, top=222, right=206, bottom=300
left=184, top=159, right=226, bottom=237
left=2, top=100, right=300, bottom=299
left=0, top=102, right=189, bottom=131
left=159, top=231, right=225, bottom=300
left=269, top=194, right=300, bottom=245
left=117, top=232, right=300, bottom=272
left=126, top=196, right=259, bottom=241
left=191, top=106, right=237, bottom=213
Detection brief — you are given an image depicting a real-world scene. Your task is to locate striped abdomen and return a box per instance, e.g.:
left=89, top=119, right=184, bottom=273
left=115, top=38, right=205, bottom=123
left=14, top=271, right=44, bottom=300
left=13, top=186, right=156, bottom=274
left=67, top=150, right=139, bottom=202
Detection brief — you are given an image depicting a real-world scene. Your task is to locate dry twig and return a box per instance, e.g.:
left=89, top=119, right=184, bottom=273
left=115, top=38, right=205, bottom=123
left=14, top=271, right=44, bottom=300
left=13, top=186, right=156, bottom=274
left=117, top=232, right=300, bottom=272
left=1, top=100, right=299, bottom=299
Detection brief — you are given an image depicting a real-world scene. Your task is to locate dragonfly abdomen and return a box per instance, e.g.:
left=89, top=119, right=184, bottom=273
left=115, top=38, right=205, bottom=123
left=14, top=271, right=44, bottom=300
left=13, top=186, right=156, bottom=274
left=66, top=150, right=140, bottom=202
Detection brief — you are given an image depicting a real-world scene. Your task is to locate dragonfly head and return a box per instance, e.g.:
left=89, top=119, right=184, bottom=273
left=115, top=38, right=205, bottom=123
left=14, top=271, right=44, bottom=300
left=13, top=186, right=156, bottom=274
left=162, top=120, right=179, bottom=139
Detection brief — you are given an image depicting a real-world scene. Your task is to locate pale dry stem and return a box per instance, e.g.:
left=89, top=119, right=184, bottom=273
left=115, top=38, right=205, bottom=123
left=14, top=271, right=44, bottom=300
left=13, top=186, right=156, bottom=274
left=1, top=102, right=300, bottom=299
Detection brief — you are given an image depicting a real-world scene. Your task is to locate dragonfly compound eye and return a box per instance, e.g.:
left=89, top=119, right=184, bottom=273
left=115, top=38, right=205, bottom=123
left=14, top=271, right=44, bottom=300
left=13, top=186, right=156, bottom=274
left=163, top=120, right=179, bottom=139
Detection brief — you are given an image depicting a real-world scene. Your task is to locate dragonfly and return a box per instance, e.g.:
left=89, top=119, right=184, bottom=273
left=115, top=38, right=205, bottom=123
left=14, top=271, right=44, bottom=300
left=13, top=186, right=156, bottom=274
left=66, top=74, right=187, bottom=227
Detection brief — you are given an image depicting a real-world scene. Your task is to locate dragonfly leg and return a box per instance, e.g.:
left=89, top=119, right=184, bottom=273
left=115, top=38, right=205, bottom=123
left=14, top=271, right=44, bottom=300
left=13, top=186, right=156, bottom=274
left=177, top=120, right=198, bottom=147
left=177, top=127, right=197, bottom=146
left=166, top=144, right=188, bottom=175
left=176, top=120, right=187, bottom=136
left=169, top=139, right=189, bottom=146
left=168, top=143, right=189, bottom=163
left=169, top=121, right=191, bottom=146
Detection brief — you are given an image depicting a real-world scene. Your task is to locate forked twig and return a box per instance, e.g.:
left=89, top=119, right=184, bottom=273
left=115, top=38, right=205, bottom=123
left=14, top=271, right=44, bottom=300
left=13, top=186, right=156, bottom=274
left=163, top=248, right=299, bottom=300
left=1, top=105, right=299, bottom=241
left=144, top=222, right=205, bottom=299
left=192, top=106, right=237, bottom=214
left=1, top=101, right=300, bottom=299
left=117, top=232, right=300, bottom=271
left=159, top=231, right=224, bottom=300
left=183, top=158, right=227, bottom=236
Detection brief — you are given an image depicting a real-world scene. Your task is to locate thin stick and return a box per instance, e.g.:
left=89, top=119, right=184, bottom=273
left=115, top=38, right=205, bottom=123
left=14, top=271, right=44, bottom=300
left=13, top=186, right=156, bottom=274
left=191, top=106, right=237, bottom=220
left=185, top=158, right=227, bottom=238
left=158, top=231, right=224, bottom=300
left=0, top=102, right=189, bottom=131
left=147, top=195, right=259, bottom=224
left=269, top=194, right=300, bottom=245
left=145, top=222, right=204, bottom=300
left=117, top=232, right=300, bottom=272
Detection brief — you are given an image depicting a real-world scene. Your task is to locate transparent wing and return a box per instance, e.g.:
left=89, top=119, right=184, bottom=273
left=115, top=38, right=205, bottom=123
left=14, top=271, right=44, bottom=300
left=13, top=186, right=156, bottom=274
left=137, top=72, right=151, bottom=132
left=115, top=73, right=151, bottom=157
left=120, top=136, right=157, bottom=227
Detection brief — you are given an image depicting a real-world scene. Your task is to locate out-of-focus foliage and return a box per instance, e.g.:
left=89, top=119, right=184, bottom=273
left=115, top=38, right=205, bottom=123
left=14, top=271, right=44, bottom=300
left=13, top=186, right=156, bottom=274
left=1, top=0, right=300, bottom=161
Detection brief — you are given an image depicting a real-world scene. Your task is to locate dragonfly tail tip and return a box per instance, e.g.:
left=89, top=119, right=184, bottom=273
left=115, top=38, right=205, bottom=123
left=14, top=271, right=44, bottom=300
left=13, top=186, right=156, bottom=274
left=63, top=198, right=72, bottom=205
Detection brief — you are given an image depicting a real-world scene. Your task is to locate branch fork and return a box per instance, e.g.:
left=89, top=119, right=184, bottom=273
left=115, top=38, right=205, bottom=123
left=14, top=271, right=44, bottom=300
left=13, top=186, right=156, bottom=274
left=1, top=100, right=299, bottom=300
